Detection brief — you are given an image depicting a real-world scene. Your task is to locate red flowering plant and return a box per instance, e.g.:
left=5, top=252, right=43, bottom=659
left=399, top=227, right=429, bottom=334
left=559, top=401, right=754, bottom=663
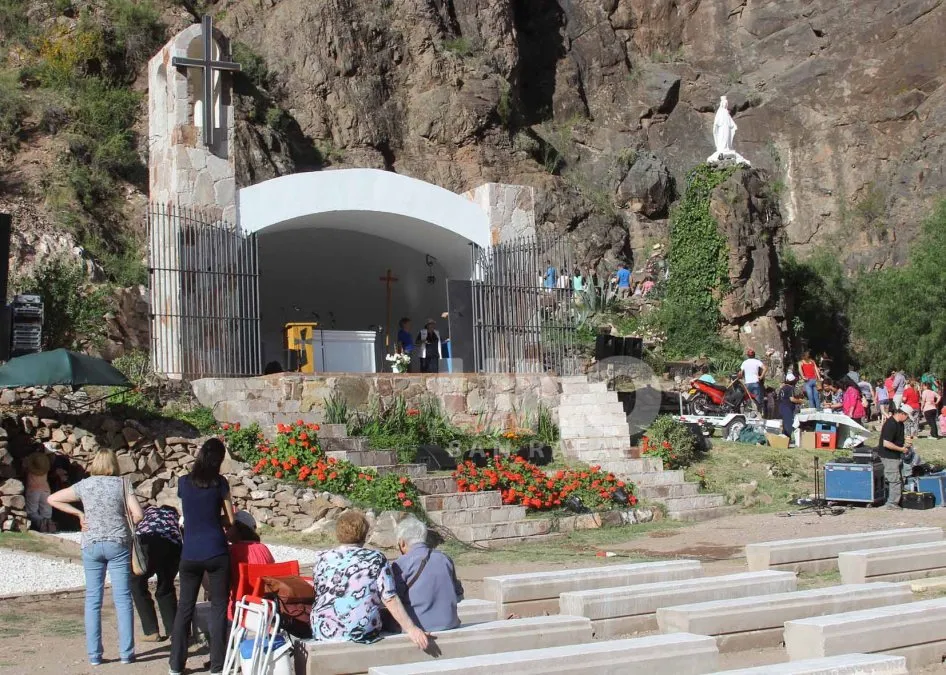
left=453, top=455, right=636, bottom=511
left=223, top=420, right=419, bottom=511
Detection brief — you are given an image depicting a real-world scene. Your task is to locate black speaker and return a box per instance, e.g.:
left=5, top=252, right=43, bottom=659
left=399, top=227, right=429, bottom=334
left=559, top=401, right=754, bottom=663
left=416, top=444, right=457, bottom=471
left=594, top=334, right=613, bottom=361
left=625, top=336, right=644, bottom=359
left=461, top=447, right=496, bottom=468
left=515, top=444, right=553, bottom=466
left=0, top=213, right=9, bottom=304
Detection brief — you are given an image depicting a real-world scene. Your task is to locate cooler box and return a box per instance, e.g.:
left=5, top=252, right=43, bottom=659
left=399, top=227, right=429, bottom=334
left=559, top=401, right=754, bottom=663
left=240, top=634, right=292, bottom=675
left=824, top=460, right=885, bottom=504
left=814, top=422, right=838, bottom=449
left=905, top=473, right=946, bottom=506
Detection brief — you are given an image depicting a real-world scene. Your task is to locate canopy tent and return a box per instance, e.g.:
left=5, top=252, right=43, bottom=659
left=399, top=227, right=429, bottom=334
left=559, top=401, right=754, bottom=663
left=0, top=349, right=131, bottom=389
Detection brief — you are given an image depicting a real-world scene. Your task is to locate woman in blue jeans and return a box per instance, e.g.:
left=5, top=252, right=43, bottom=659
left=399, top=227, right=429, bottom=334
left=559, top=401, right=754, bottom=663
left=49, top=449, right=144, bottom=666
left=169, top=438, right=236, bottom=675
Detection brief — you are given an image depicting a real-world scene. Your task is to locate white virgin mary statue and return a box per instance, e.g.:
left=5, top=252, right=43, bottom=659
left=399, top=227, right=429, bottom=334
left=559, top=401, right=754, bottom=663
left=707, top=95, right=750, bottom=165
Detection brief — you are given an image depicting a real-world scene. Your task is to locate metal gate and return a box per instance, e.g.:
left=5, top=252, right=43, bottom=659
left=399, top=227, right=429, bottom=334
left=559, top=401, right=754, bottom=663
left=471, top=234, right=580, bottom=375
left=148, top=203, right=261, bottom=379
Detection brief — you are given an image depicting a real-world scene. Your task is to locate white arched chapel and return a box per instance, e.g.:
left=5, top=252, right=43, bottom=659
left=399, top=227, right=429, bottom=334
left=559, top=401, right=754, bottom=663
left=148, top=20, right=536, bottom=377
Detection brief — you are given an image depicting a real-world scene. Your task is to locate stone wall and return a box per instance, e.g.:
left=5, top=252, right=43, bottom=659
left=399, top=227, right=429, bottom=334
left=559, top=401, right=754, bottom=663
left=192, top=373, right=562, bottom=431
left=0, top=409, right=408, bottom=541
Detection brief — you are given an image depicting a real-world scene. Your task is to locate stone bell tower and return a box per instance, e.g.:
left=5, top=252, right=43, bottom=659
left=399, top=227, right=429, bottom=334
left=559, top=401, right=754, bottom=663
left=147, top=17, right=245, bottom=378
left=148, top=15, right=239, bottom=218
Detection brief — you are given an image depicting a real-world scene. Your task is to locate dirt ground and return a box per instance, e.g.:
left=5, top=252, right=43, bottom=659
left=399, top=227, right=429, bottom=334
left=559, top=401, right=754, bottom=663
left=3, top=507, right=946, bottom=674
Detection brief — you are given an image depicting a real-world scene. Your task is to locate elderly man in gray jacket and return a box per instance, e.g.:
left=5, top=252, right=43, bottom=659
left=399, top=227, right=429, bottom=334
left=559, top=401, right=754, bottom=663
left=391, top=517, right=464, bottom=632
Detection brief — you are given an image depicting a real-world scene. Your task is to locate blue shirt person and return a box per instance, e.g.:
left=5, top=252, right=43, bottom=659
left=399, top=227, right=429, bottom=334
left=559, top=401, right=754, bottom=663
left=543, top=260, right=557, bottom=289
left=396, top=318, right=414, bottom=354
left=616, top=266, right=631, bottom=288
left=391, top=517, right=463, bottom=632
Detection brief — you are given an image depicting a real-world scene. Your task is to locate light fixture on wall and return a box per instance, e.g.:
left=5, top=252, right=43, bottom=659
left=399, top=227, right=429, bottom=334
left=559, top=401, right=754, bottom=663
left=425, top=254, right=437, bottom=285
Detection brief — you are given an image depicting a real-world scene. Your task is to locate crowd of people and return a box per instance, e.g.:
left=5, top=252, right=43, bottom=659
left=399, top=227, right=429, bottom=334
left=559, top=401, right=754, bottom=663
left=37, top=439, right=459, bottom=670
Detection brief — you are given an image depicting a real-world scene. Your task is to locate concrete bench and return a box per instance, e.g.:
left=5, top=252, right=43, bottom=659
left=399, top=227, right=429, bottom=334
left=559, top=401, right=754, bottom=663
left=745, top=527, right=942, bottom=573
left=365, top=633, right=719, bottom=675
left=784, top=598, right=946, bottom=671
left=559, top=570, right=796, bottom=638
left=306, top=615, right=593, bottom=675
left=711, top=654, right=908, bottom=674
left=456, top=599, right=497, bottom=625
left=656, top=582, right=912, bottom=652
left=483, top=560, right=702, bottom=616
left=838, top=541, right=946, bottom=584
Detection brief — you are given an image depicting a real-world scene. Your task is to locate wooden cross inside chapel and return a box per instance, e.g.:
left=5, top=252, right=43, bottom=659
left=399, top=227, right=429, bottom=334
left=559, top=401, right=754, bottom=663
left=171, top=15, right=241, bottom=147
left=380, top=269, right=398, bottom=350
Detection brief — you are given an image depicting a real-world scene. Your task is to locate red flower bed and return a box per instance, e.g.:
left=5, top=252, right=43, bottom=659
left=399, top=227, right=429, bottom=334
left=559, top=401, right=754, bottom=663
left=223, top=421, right=418, bottom=511
left=453, top=455, right=636, bottom=511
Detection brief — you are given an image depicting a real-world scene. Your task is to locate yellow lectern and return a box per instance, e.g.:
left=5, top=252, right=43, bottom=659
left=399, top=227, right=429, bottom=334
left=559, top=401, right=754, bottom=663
left=285, top=322, right=318, bottom=373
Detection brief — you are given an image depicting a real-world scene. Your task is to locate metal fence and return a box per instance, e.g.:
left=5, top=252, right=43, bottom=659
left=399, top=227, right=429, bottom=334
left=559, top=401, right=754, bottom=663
left=148, top=203, right=261, bottom=379
left=471, top=234, right=581, bottom=375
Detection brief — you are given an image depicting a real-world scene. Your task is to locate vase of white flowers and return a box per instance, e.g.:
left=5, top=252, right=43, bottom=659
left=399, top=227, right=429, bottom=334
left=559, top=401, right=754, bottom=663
left=385, top=353, right=411, bottom=373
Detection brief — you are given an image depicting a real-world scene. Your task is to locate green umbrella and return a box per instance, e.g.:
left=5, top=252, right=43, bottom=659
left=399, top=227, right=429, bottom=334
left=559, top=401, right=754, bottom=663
left=0, top=349, right=132, bottom=389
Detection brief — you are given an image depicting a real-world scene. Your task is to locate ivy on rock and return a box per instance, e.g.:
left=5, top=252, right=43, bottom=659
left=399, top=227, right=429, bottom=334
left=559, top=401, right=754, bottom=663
left=655, top=164, right=737, bottom=358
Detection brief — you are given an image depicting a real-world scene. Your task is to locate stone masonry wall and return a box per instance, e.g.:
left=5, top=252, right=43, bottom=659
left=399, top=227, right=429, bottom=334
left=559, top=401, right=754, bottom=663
left=192, top=373, right=562, bottom=431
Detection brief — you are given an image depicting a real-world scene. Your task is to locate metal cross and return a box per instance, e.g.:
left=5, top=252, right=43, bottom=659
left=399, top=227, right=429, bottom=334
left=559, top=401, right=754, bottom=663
left=171, top=15, right=241, bottom=147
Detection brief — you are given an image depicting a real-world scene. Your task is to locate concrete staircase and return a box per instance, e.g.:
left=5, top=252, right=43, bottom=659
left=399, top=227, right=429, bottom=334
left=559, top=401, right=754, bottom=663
left=558, top=376, right=735, bottom=522
left=320, top=426, right=554, bottom=545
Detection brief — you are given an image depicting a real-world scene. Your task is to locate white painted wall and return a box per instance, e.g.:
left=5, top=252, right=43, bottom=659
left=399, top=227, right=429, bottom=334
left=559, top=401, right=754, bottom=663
left=258, top=228, right=452, bottom=366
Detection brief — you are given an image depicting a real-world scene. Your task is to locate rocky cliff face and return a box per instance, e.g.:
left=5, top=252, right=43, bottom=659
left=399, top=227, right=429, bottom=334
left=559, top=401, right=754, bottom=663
left=223, top=0, right=946, bottom=270
left=3, top=0, right=945, bottom=353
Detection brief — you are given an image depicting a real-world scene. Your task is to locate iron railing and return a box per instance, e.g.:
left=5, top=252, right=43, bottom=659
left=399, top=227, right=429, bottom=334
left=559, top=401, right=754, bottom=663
left=471, top=234, right=580, bottom=375
left=148, top=203, right=261, bottom=379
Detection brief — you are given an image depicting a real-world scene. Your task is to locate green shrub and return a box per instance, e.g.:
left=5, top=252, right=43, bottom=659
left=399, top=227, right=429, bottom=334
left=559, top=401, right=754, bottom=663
left=443, top=37, right=473, bottom=56
left=642, top=415, right=702, bottom=469
left=17, top=256, right=111, bottom=350
left=653, top=164, right=735, bottom=359
left=0, top=69, right=27, bottom=150
left=323, top=393, right=350, bottom=425
left=852, top=199, right=946, bottom=375
left=0, top=0, right=31, bottom=44
left=232, top=41, right=269, bottom=89
left=104, top=0, right=164, bottom=73
left=165, top=405, right=217, bottom=434
left=220, top=422, right=262, bottom=462
left=112, top=349, right=152, bottom=387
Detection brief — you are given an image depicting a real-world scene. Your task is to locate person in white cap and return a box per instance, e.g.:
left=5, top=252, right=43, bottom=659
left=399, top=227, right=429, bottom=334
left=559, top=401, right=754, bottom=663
left=776, top=372, right=805, bottom=437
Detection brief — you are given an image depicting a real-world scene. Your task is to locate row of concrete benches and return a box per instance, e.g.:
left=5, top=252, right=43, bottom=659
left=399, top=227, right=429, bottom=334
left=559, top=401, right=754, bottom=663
left=305, top=527, right=946, bottom=674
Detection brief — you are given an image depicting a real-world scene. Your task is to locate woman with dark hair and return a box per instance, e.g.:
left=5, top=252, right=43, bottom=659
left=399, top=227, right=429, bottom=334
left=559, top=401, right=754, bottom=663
left=169, top=438, right=236, bottom=675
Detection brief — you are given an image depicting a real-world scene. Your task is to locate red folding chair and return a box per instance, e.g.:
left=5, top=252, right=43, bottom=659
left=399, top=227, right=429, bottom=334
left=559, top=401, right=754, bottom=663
left=246, top=561, right=301, bottom=596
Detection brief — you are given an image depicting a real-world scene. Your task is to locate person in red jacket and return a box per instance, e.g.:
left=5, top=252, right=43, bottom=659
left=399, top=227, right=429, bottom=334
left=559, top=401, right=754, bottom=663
left=229, top=510, right=274, bottom=613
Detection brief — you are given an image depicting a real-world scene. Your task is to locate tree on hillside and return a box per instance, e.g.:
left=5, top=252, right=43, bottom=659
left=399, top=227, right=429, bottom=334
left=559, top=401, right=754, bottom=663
left=852, top=199, right=946, bottom=376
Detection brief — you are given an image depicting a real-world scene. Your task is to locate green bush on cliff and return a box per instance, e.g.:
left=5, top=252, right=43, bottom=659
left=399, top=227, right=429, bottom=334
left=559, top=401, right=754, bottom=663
left=652, top=164, right=738, bottom=359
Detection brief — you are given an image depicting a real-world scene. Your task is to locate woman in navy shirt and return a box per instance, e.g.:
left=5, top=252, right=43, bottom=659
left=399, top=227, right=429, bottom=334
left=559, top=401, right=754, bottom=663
left=169, top=438, right=235, bottom=675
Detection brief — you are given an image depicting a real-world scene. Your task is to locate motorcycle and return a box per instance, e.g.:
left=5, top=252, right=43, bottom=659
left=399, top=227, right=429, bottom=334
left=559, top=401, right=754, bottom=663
left=684, top=376, right=759, bottom=416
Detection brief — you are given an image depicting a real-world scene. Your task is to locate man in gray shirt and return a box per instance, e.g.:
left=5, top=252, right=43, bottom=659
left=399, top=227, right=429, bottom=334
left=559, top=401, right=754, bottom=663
left=892, top=370, right=907, bottom=409
left=391, top=517, right=463, bottom=632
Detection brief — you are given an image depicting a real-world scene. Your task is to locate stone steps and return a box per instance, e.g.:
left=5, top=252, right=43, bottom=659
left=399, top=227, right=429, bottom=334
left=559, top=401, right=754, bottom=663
left=452, top=518, right=554, bottom=544
left=421, top=491, right=502, bottom=511
left=413, top=476, right=458, bottom=495
left=660, top=494, right=727, bottom=512
left=560, top=381, right=609, bottom=394
left=558, top=402, right=627, bottom=416
left=369, top=464, right=428, bottom=478
left=667, top=504, right=741, bottom=522
left=428, top=506, right=528, bottom=527
left=620, top=469, right=686, bottom=486
left=559, top=423, right=631, bottom=437
left=637, top=482, right=701, bottom=499
left=326, top=449, right=397, bottom=466
left=573, top=456, right=663, bottom=472
left=322, top=437, right=372, bottom=453
left=560, top=392, right=622, bottom=405
left=562, top=437, right=634, bottom=454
